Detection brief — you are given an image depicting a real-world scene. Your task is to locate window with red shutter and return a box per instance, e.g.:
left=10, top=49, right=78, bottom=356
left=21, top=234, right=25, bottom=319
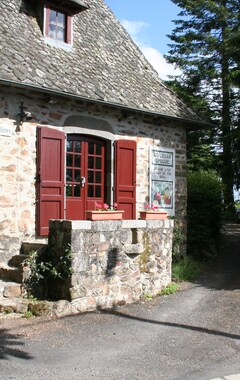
left=36, top=126, right=65, bottom=236
left=115, top=140, right=137, bottom=220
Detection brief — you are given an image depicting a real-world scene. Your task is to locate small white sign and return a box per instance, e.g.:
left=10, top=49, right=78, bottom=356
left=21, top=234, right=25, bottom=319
left=0, top=124, right=12, bottom=136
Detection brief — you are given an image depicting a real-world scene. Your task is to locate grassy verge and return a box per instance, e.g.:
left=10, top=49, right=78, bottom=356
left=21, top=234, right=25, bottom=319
left=158, top=282, right=179, bottom=296
left=172, top=257, right=203, bottom=282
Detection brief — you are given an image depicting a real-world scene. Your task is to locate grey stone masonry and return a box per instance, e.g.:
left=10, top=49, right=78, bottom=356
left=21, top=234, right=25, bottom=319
left=0, top=87, right=186, bottom=264
left=48, top=219, right=174, bottom=313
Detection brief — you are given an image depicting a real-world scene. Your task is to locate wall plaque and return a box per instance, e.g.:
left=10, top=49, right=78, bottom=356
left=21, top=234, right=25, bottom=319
left=150, top=147, right=175, bottom=216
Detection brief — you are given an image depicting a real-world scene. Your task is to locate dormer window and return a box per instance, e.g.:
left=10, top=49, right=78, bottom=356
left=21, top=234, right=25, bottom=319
left=40, top=0, right=89, bottom=48
left=44, top=5, right=72, bottom=45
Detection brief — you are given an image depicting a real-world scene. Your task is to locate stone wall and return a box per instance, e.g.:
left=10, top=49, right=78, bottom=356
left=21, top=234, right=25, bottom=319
left=0, top=86, right=186, bottom=263
left=48, top=219, right=174, bottom=312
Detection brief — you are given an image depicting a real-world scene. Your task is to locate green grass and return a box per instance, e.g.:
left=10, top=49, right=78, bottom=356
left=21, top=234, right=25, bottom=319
left=23, top=310, right=34, bottom=319
left=172, top=257, right=203, bottom=282
left=143, top=292, right=153, bottom=301
left=158, top=282, right=179, bottom=296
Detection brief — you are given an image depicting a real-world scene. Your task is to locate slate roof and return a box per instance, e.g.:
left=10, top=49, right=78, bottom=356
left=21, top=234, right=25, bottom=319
left=0, top=0, right=203, bottom=123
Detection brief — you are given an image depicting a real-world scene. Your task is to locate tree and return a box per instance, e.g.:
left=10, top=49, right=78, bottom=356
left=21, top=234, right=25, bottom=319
left=165, top=78, right=220, bottom=173
left=166, top=0, right=240, bottom=210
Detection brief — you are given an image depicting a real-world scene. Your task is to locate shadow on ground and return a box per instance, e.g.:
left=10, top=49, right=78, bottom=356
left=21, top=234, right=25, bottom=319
left=101, top=309, right=240, bottom=341
left=0, top=328, right=34, bottom=360
left=194, top=223, right=240, bottom=291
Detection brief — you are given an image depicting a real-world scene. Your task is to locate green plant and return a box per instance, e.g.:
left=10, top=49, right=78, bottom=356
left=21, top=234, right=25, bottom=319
left=23, top=310, right=34, bottom=319
left=172, top=219, right=185, bottom=261
left=139, top=232, right=150, bottom=273
left=172, top=257, right=203, bottom=282
left=158, top=282, right=179, bottom=296
left=143, top=292, right=153, bottom=301
left=23, top=244, right=72, bottom=299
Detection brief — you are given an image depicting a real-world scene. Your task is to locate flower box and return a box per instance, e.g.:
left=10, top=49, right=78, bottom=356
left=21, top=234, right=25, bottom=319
left=86, top=210, right=124, bottom=221
left=139, top=211, right=168, bottom=220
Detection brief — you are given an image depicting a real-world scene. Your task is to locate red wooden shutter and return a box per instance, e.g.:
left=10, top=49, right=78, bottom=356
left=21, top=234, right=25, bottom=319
left=115, top=140, right=136, bottom=219
left=37, top=126, right=65, bottom=236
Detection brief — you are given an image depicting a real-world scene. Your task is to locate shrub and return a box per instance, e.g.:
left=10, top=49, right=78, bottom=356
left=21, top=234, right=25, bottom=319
left=172, top=257, right=203, bottom=282
left=187, top=170, right=223, bottom=260
left=23, top=245, right=72, bottom=300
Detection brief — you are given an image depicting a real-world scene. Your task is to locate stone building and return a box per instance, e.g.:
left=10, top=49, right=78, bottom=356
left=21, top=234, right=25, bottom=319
left=0, top=0, right=208, bottom=311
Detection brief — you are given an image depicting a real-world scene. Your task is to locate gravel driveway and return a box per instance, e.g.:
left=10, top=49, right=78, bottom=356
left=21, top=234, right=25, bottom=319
left=0, top=223, right=239, bottom=380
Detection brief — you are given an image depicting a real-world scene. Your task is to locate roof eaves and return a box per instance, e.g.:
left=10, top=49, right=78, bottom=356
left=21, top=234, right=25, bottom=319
left=0, top=79, right=213, bottom=129
left=27, top=0, right=89, bottom=13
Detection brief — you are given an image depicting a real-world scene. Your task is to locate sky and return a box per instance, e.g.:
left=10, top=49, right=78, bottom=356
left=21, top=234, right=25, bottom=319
left=104, top=0, right=182, bottom=80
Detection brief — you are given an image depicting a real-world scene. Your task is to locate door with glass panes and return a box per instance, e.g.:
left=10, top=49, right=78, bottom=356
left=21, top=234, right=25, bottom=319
left=66, top=135, right=106, bottom=220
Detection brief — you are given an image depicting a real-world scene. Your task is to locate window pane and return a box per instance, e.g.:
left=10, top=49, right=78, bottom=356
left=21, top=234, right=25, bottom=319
left=88, top=171, right=94, bottom=183
left=96, top=157, right=101, bottom=169
left=75, top=141, right=81, bottom=152
left=88, top=142, right=94, bottom=154
left=95, top=172, right=101, bottom=183
left=57, top=12, right=65, bottom=26
left=88, top=156, right=94, bottom=169
left=96, top=144, right=102, bottom=155
left=67, top=141, right=73, bottom=152
left=49, top=10, right=57, bottom=39
left=67, top=154, right=73, bottom=167
left=57, top=27, right=64, bottom=41
left=74, top=185, right=80, bottom=197
left=66, top=169, right=72, bottom=182
left=46, top=8, right=68, bottom=43
left=96, top=186, right=101, bottom=198
left=74, top=155, right=81, bottom=168
left=50, top=10, right=57, bottom=23
left=88, top=185, right=94, bottom=197
left=74, top=170, right=80, bottom=182
left=66, top=184, right=72, bottom=197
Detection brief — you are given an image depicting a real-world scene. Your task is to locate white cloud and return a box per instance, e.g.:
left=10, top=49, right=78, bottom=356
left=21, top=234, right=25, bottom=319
left=121, top=19, right=181, bottom=80
left=121, top=20, right=149, bottom=41
left=141, top=46, right=181, bottom=80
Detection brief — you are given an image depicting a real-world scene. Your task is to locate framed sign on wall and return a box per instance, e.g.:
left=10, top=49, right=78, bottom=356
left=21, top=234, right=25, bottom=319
left=149, top=147, right=175, bottom=216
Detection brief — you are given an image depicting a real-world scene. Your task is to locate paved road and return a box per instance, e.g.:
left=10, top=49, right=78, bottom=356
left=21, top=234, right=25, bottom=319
left=0, top=224, right=240, bottom=380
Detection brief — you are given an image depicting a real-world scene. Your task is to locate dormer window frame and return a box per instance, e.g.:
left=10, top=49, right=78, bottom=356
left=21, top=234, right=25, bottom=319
left=44, top=2, right=73, bottom=46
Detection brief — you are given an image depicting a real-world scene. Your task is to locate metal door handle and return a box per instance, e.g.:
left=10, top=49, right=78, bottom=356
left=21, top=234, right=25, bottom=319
left=80, top=176, right=86, bottom=187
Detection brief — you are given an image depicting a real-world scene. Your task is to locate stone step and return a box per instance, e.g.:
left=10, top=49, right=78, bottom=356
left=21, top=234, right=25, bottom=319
left=3, top=282, right=22, bottom=298
left=0, top=279, right=22, bottom=298
left=0, top=298, right=29, bottom=314
left=20, top=241, right=47, bottom=255
left=8, top=254, right=29, bottom=268
left=0, top=263, right=23, bottom=283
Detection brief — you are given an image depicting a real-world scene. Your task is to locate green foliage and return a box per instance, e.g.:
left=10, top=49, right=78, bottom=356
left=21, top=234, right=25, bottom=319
left=143, top=292, right=153, bottom=301
left=172, top=257, right=203, bottom=282
left=158, top=283, right=179, bottom=296
left=172, top=219, right=185, bottom=261
left=23, top=310, right=34, bottom=319
left=166, top=0, right=240, bottom=209
left=24, top=245, right=72, bottom=299
left=187, top=170, right=223, bottom=259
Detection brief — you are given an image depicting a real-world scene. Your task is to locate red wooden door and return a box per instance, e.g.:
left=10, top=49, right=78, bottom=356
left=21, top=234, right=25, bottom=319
left=37, top=126, right=65, bottom=236
left=115, top=140, right=136, bottom=219
left=66, top=135, right=106, bottom=220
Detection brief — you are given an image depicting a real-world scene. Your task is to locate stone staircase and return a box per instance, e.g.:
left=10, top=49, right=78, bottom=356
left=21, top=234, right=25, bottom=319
left=0, top=241, right=47, bottom=315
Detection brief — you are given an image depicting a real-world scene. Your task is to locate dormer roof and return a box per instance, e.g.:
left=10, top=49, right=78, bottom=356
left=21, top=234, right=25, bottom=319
left=0, top=0, right=204, bottom=125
